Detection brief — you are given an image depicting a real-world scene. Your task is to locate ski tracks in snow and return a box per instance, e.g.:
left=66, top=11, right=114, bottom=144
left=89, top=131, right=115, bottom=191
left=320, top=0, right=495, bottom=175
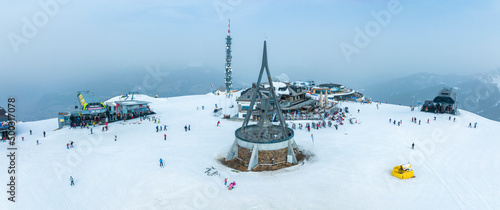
left=422, top=162, right=494, bottom=209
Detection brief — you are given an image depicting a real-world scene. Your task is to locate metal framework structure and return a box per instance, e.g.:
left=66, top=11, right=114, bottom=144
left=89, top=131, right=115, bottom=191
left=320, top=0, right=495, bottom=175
left=239, top=40, right=289, bottom=141
left=227, top=41, right=297, bottom=170
left=224, top=19, right=233, bottom=94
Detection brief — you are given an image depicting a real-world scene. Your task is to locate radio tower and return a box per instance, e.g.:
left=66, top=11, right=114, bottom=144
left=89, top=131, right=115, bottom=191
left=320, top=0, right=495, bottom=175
left=224, top=19, right=233, bottom=94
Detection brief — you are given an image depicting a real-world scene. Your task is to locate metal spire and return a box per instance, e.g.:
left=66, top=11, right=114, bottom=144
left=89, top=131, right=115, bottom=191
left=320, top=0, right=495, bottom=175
left=241, top=41, right=288, bottom=138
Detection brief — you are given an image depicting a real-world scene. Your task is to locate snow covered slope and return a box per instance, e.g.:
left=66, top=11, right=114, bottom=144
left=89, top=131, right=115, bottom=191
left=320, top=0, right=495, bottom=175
left=1, top=93, right=499, bottom=209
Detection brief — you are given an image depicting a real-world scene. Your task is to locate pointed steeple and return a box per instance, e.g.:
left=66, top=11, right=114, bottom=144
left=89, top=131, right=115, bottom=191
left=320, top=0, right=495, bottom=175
left=241, top=41, right=288, bottom=140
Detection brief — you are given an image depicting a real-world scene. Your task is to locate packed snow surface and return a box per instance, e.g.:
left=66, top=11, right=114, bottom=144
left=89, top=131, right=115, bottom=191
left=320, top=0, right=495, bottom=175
left=1, top=93, right=499, bottom=209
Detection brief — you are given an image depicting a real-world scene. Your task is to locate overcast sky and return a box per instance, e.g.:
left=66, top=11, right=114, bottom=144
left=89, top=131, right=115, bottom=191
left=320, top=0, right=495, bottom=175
left=1, top=0, right=500, bottom=99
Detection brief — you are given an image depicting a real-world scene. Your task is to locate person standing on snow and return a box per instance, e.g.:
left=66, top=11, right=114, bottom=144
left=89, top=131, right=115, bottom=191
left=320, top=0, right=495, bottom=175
left=30, top=130, right=32, bottom=135
left=217, top=121, right=220, bottom=127
left=184, top=125, right=187, bottom=132
left=188, top=125, right=190, bottom=131
left=164, top=134, right=167, bottom=140
left=70, top=176, right=75, bottom=186
left=114, top=135, right=117, bottom=141
left=412, top=143, right=415, bottom=149
left=224, top=178, right=227, bottom=185
left=43, top=131, right=46, bottom=137
left=159, top=158, right=164, bottom=167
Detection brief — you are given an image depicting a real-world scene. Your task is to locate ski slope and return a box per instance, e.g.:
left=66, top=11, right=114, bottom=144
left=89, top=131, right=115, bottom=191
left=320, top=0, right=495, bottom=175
left=1, top=93, right=499, bottom=209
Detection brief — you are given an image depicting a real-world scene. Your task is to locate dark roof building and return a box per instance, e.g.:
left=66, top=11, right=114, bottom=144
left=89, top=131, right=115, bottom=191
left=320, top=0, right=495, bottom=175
left=0, top=107, right=7, bottom=122
left=433, top=88, right=456, bottom=104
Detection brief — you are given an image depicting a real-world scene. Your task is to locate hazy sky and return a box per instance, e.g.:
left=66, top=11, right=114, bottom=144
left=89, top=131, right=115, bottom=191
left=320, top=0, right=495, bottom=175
left=1, top=0, right=500, bottom=97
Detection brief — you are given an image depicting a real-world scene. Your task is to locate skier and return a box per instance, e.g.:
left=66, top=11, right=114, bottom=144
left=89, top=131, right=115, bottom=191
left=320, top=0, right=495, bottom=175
left=22, top=137, right=24, bottom=141
left=389, top=118, right=391, bottom=123
left=453, top=118, right=456, bottom=122
left=224, top=178, right=227, bottom=185
left=228, top=182, right=236, bottom=190
left=159, top=158, right=164, bottom=167
left=434, top=117, right=436, bottom=120
left=217, top=121, right=220, bottom=127
left=67, top=143, right=69, bottom=149
left=71, top=141, right=74, bottom=148
left=449, top=116, right=451, bottom=121
left=468, top=123, right=472, bottom=128
left=36, top=140, right=39, bottom=145
left=474, top=122, right=477, bottom=128
left=184, top=125, right=187, bottom=132
left=164, top=134, right=166, bottom=140
left=70, top=176, right=74, bottom=186
left=90, top=128, right=93, bottom=134
left=114, top=135, right=117, bottom=141
left=30, top=130, right=32, bottom=135
left=427, top=119, right=430, bottom=124
left=419, top=120, right=421, bottom=125
left=43, top=131, right=46, bottom=137
left=156, top=126, right=158, bottom=132
left=188, top=125, right=190, bottom=131
left=412, top=143, right=415, bottom=149
left=311, top=134, right=314, bottom=144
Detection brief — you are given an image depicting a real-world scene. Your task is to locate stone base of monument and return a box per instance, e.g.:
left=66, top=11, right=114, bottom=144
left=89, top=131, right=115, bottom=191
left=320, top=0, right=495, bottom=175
left=225, top=125, right=304, bottom=171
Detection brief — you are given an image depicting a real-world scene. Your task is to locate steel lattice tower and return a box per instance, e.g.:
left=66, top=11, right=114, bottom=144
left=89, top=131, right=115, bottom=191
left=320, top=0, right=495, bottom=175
left=224, top=19, right=232, bottom=94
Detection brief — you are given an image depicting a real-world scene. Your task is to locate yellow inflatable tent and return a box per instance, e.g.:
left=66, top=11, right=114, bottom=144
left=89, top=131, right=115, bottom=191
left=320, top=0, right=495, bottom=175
left=391, top=163, right=415, bottom=179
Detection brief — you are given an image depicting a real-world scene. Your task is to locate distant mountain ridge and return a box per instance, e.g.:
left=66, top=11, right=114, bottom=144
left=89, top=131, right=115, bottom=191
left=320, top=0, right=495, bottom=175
left=362, top=69, right=500, bottom=122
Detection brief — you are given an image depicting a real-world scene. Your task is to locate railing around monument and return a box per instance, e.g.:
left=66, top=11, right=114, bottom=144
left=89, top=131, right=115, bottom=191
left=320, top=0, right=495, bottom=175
left=235, top=125, right=294, bottom=144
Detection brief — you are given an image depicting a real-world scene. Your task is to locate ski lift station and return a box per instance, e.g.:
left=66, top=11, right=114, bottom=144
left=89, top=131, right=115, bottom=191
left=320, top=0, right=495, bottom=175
left=0, top=107, right=9, bottom=140
left=58, top=91, right=153, bottom=128
left=105, top=95, right=152, bottom=122
left=421, top=88, right=457, bottom=115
